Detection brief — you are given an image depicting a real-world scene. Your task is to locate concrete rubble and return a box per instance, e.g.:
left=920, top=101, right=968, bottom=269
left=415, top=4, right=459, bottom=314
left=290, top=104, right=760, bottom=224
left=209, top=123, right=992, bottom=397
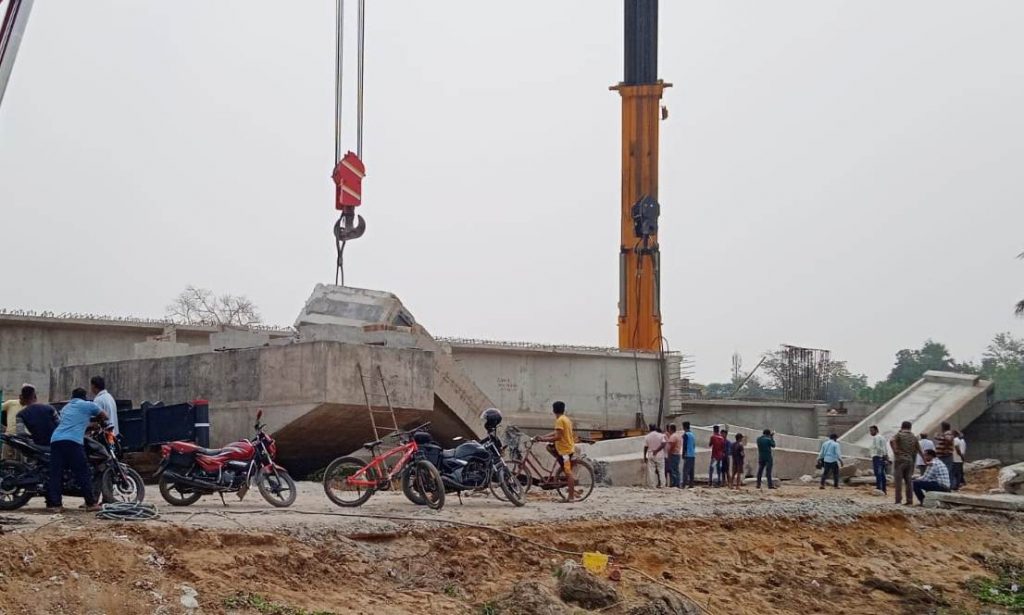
left=998, top=461, right=1024, bottom=495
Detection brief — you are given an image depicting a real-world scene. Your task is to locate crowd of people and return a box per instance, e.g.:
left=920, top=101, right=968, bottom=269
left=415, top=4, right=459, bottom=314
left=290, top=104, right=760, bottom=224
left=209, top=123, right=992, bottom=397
left=641, top=419, right=968, bottom=506
left=643, top=423, right=779, bottom=490
left=0, top=377, right=119, bottom=512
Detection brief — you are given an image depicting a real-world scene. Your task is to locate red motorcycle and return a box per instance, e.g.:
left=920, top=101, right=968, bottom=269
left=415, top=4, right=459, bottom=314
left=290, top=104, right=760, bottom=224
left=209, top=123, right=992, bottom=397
left=154, top=410, right=296, bottom=507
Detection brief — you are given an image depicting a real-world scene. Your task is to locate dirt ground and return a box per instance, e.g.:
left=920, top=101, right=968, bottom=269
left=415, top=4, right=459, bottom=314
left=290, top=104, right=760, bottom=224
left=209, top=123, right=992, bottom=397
left=0, top=468, right=1021, bottom=615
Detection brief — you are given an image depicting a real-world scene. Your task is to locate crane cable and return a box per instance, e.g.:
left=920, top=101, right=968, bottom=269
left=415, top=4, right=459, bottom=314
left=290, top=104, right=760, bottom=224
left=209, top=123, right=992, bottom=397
left=334, top=0, right=367, bottom=286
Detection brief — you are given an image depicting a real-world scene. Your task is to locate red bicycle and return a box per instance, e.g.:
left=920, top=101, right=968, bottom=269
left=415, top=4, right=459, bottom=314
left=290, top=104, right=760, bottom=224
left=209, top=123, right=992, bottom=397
left=322, top=424, right=446, bottom=509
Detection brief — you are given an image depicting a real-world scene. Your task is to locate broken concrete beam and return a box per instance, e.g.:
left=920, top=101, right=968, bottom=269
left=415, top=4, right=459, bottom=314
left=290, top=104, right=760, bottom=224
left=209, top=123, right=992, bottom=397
left=930, top=491, right=1024, bottom=512
left=998, top=462, right=1024, bottom=495
left=841, top=371, right=993, bottom=451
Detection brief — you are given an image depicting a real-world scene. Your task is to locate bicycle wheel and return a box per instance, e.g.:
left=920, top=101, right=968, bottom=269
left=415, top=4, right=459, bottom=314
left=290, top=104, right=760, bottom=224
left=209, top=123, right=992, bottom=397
left=401, top=466, right=426, bottom=506
left=555, top=459, right=595, bottom=502
left=410, top=460, right=445, bottom=510
left=491, top=459, right=531, bottom=501
left=323, top=456, right=378, bottom=507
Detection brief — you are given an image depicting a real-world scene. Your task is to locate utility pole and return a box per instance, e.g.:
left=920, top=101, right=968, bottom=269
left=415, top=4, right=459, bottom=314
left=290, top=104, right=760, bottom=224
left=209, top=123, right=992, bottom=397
left=614, top=0, right=669, bottom=351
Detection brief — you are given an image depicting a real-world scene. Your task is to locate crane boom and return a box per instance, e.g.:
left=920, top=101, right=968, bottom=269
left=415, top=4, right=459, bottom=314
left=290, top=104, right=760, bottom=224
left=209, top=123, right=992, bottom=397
left=615, top=0, right=668, bottom=351
left=0, top=0, right=32, bottom=109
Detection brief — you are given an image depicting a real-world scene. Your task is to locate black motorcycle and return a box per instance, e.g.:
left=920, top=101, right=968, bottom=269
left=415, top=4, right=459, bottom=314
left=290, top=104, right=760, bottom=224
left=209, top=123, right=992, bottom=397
left=405, top=429, right=525, bottom=507
left=0, top=427, right=145, bottom=510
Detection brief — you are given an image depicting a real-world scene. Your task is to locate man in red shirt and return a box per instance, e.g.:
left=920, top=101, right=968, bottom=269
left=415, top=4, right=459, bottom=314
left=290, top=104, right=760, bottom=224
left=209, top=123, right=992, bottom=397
left=708, top=425, right=726, bottom=487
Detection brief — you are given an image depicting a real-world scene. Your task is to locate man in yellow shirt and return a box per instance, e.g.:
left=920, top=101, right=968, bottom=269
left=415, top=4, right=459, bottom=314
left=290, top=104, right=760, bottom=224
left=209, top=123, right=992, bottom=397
left=1, top=385, right=32, bottom=460
left=538, top=401, right=578, bottom=502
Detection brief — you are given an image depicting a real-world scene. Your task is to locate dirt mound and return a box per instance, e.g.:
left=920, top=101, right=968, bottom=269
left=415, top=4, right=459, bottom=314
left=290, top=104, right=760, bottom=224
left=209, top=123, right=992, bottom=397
left=1, top=507, right=1023, bottom=614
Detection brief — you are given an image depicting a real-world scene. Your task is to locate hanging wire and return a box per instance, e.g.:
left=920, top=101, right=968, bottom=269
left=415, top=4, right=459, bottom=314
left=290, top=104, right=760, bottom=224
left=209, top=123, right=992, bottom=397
left=334, top=0, right=344, bottom=165
left=356, top=0, right=366, bottom=158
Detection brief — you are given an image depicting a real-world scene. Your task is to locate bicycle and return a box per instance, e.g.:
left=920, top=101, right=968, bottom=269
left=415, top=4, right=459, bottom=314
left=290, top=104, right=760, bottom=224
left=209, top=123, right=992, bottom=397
left=321, top=423, right=445, bottom=509
left=496, top=425, right=595, bottom=502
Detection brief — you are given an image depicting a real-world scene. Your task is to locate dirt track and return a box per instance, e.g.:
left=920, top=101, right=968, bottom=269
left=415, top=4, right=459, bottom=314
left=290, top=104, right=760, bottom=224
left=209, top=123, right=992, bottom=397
left=1, top=477, right=1022, bottom=614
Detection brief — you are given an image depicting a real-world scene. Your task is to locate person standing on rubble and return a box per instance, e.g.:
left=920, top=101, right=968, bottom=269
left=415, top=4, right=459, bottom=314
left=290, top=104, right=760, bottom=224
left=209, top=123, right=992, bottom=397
left=916, top=433, right=935, bottom=476
left=643, top=424, right=667, bottom=488
left=934, top=421, right=957, bottom=489
left=729, top=433, right=746, bottom=489
left=869, top=425, right=889, bottom=495
left=721, top=427, right=732, bottom=487
left=708, top=425, right=726, bottom=487
left=665, top=424, right=682, bottom=488
left=890, top=421, right=923, bottom=506
left=681, top=422, right=697, bottom=488
left=756, top=429, right=776, bottom=489
left=818, top=433, right=843, bottom=489
left=953, top=430, right=967, bottom=490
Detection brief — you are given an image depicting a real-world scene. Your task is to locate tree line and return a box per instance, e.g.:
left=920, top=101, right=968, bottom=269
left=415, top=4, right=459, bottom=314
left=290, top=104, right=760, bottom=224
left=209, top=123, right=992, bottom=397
left=705, top=333, right=1024, bottom=406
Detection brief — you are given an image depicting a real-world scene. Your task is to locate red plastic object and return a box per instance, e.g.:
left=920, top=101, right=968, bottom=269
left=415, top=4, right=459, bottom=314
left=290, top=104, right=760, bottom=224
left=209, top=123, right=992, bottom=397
left=333, top=151, right=366, bottom=209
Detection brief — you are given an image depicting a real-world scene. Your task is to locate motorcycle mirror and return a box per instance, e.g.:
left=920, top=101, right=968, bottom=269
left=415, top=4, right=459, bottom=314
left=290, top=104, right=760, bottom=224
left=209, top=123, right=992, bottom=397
left=256, top=409, right=264, bottom=421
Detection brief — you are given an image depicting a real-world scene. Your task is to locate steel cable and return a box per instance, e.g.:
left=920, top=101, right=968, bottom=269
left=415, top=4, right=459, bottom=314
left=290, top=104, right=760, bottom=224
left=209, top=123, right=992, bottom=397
left=94, top=502, right=159, bottom=522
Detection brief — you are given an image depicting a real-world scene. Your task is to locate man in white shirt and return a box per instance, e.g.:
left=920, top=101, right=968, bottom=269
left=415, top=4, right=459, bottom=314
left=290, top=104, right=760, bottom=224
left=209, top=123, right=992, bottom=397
left=90, top=376, right=118, bottom=435
left=642, top=425, right=667, bottom=488
left=916, top=433, right=935, bottom=476
left=868, top=425, right=889, bottom=495
left=953, top=431, right=966, bottom=490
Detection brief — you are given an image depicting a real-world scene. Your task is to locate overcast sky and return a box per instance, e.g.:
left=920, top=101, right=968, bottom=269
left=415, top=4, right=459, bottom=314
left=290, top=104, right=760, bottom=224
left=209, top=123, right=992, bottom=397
left=2, top=1, right=1022, bottom=384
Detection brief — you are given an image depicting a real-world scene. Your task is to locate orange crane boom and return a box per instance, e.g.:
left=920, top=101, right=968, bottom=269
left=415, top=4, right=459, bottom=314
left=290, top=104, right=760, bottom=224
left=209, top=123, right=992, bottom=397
left=615, top=0, right=668, bottom=351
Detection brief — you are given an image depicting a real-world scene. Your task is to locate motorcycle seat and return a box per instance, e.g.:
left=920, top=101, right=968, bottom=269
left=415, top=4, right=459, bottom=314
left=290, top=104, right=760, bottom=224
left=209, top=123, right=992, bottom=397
left=192, top=446, right=228, bottom=456
left=362, top=439, right=382, bottom=450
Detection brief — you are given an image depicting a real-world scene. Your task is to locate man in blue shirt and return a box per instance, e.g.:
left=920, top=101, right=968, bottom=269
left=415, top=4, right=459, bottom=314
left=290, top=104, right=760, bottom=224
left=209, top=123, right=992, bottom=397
left=47, top=388, right=108, bottom=512
left=681, top=422, right=697, bottom=488
left=818, top=433, right=843, bottom=489
left=756, top=429, right=776, bottom=489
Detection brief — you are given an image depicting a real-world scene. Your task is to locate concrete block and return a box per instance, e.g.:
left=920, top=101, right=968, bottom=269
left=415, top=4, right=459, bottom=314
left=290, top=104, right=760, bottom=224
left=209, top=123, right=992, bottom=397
left=931, top=491, right=1024, bottom=512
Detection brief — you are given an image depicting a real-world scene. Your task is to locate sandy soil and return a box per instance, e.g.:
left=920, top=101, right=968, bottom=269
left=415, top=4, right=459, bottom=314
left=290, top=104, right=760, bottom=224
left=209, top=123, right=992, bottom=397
left=0, top=468, right=1020, bottom=614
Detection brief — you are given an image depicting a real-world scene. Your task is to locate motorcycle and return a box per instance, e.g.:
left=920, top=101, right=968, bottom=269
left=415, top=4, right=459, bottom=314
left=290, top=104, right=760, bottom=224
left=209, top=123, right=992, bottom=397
left=154, top=409, right=296, bottom=507
left=0, top=426, right=145, bottom=510
left=406, top=428, right=525, bottom=507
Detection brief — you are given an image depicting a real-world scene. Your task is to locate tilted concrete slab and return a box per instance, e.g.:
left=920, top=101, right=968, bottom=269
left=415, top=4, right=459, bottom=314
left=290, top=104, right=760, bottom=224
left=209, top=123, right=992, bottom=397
left=841, top=371, right=994, bottom=450
left=931, top=491, right=1024, bottom=512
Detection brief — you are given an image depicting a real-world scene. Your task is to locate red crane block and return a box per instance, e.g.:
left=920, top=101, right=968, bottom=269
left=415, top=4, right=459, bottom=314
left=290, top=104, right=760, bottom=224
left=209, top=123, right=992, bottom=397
left=332, top=151, right=366, bottom=209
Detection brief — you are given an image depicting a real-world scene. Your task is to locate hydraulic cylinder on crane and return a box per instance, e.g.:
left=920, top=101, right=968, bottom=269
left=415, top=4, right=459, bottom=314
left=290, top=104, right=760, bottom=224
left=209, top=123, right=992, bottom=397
left=614, top=0, right=668, bottom=352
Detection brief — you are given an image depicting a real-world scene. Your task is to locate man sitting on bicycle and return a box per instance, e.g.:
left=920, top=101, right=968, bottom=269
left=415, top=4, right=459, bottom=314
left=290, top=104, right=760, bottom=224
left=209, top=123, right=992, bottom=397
left=536, top=401, right=579, bottom=502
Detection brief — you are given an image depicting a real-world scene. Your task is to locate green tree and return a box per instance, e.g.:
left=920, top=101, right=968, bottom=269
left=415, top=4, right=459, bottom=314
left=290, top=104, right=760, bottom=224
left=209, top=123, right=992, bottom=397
left=980, top=332, right=1024, bottom=401
left=885, top=340, right=956, bottom=384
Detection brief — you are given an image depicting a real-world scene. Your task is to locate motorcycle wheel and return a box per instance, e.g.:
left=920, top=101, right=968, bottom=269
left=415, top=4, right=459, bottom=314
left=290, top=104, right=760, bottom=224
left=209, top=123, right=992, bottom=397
left=410, top=460, right=445, bottom=510
left=555, top=458, right=595, bottom=502
left=496, top=466, right=526, bottom=507
left=158, top=476, right=203, bottom=507
left=258, top=470, right=297, bottom=508
left=101, top=465, right=145, bottom=504
left=401, top=467, right=427, bottom=506
left=491, top=460, right=531, bottom=501
left=323, top=456, right=378, bottom=507
left=0, top=461, right=32, bottom=510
